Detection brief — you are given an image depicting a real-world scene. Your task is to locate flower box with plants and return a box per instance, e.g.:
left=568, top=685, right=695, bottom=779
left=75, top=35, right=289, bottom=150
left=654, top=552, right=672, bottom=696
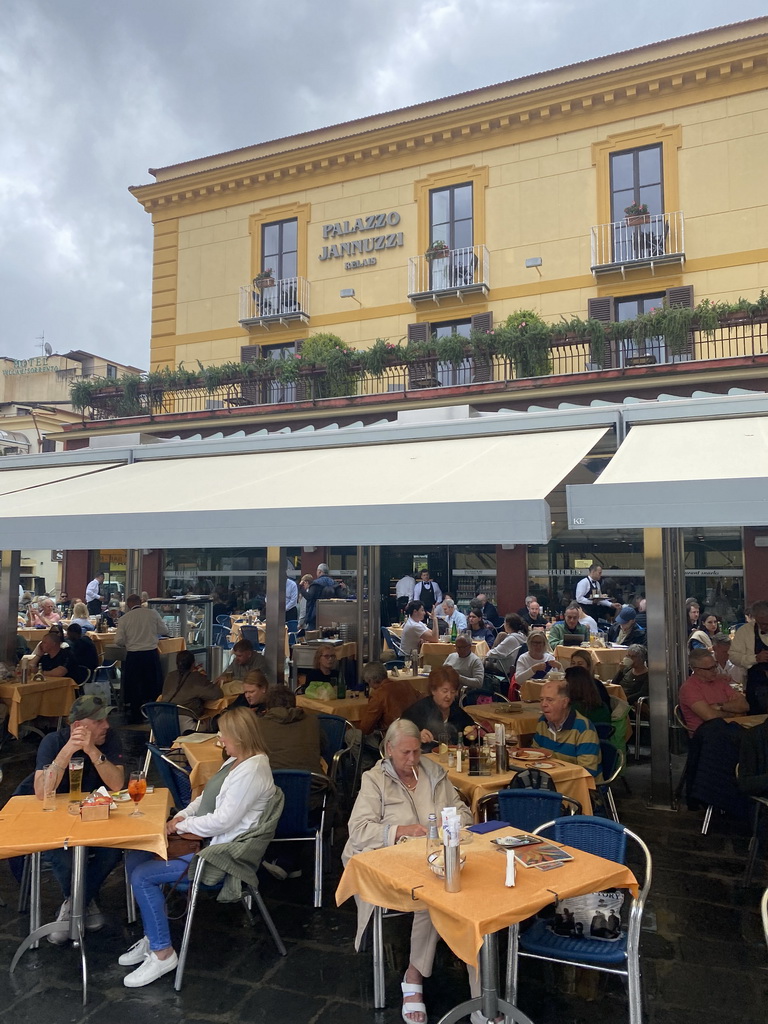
left=624, top=201, right=650, bottom=226
left=425, top=240, right=450, bottom=261
left=253, top=268, right=275, bottom=288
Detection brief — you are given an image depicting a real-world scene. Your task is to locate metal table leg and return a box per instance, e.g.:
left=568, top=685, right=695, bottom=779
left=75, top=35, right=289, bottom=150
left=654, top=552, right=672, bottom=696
left=10, top=846, right=89, bottom=1006
left=435, top=932, right=533, bottom=1024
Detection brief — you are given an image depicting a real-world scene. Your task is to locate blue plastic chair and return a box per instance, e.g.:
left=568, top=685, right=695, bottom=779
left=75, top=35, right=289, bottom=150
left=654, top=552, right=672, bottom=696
left=477, top=789, right=581, bottom=830
left=141, top=701, right=194, bottom=749
left=382, top=627, right=405, bottom=659
left=173, top=788, right=287, bottom=990
left=216, top=614, right=232, bottom=627
left=147, top=742, right=192, bottom=810
left=271, top=770, right=331, bottom=908
left=317, top=712, right=358, bottom=808
left=239, top=625, right=263, bottom=649
left=509, top=815, right=652, bottom=1024
left=384, top=658, right=405, bottom=670
left=212, top=623, right=234, bottom=649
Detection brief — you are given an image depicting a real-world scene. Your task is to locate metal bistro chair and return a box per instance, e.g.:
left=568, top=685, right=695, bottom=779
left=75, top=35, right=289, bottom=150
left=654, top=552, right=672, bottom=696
left=141, top=701, right=198, bottom=775
left=508, top=815, right=653, bottom=1024
left=382, top=627, right=405, bottom=660
left=630, top=696, right=651, bottom=763
left=146, top=742, right=192, bottom=812
left=477, top=789, right=581, bottom=829
left=596, top=741, right=624, bottom=822
left=215, top=614, right=232, bottom=628
left=239, top=625, right=264, bottom=651
left=271, top=770, right=332, bottom=908
left=317, top=712, right=359, bottom=809
left=173, top=788, right=287, bottom=990
left=743, top=795, right=768, bottom=887
left=761, top=888, right=768, bottom=951
left=460, top=687, right=511, bottom=707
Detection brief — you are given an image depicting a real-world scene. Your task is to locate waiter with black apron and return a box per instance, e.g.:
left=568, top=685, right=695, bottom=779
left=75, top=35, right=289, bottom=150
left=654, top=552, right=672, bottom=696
left=413, top=569, right=442, bottom=614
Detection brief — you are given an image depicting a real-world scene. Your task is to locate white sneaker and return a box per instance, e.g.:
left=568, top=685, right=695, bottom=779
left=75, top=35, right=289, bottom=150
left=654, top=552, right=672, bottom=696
left=85, top=900, right=105, bottom=932
left=47, top=899, right=71, bottom=945
left=118, top=935, right=151, bottom=966
left=123, top=949, right=178, bottom=988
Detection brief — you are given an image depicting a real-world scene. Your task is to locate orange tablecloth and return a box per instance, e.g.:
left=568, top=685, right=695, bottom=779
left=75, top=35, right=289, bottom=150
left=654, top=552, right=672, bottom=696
left=296, top=693, right=368, bottom=723
left=158, top=637, right=186, bottom=655
left=555, top=645, right=626, bottom=677
left=387, top=671, right=432, bottom=694
left=0, top=677, right=78, bottom=738
left=173, top=735, right=224, bottom=797
left=465, top=703, right=543, bottom=738
left=0, top=789, right=172, bottom=861
left=426, top=752, right=595, bottom=817
left=520, top=678, right=627, bottom=702
left=17, top=628, right=47, bottom=645
left=336, top=826, right=637, bottom=968
left=420, top=640, right=489, bottom=669
left=726, top=714, right=768, bottom=728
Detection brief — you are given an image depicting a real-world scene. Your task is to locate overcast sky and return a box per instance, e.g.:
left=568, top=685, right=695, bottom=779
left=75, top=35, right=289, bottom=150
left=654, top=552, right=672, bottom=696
left=1, top=1, right=765, bottom=370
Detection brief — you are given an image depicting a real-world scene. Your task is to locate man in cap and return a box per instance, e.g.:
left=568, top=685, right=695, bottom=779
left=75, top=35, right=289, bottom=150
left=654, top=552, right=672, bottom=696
left=31, top=695, right=125, bottom=939
left=607, top=605, right=646, bottom=647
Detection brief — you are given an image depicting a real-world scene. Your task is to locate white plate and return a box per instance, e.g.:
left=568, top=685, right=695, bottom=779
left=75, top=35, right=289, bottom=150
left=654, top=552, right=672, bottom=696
left=513, top=749, right=547, bottom=761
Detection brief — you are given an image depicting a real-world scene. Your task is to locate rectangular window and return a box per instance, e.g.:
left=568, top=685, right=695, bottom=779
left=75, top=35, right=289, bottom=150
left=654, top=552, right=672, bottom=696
left=261, top=341, right=299, bottom=404
left=432, top=319, right=472, bottom=386
left=429, top=183, right=474, bottom=289
left=615, top=292, right=666, bottom=366
left=610, top=145, right=663, bottom=262
left=106, top=364, right=117, bottom=379
left=261, top=218, right=297, bottom=282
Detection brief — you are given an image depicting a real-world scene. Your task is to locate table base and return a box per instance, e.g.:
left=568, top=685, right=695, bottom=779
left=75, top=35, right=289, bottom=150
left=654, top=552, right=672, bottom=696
left=434, top=932, right=533, bottom=1024
left=10, top=845, right=89, bottom=1005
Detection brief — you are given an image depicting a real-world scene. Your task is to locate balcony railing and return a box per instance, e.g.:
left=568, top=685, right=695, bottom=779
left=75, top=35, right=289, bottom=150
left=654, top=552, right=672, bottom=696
left=238, top=276, right=310, bottom=327
left=78, top=316, right=768, bottom=422
left=591, top=211, right=685, bottom=274
left=408, top=244, right=489, bottom=300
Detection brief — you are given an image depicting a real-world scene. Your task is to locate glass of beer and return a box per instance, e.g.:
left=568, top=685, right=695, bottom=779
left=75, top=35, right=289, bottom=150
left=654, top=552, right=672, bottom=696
left=42, top=765, right=58, bottom=811
left=68, top=758, right=84, bottom=799
left=128, top=771, right=147, bottom=816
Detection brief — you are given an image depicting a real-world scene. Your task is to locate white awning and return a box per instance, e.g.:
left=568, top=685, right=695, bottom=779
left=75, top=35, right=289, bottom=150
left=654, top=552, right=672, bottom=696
left=567, top=416, right=768, bottom=528
left=0, top=463, right=117, bottom=496
left=0, top=428, right=606, bottom=548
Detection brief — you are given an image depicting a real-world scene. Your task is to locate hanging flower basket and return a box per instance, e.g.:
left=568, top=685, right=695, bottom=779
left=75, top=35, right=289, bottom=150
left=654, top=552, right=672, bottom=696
left=624, top=202, right=650, bottom=226
left=254, top=269, right=275, bottom=289
left=425, top=242, right=450, bottom=261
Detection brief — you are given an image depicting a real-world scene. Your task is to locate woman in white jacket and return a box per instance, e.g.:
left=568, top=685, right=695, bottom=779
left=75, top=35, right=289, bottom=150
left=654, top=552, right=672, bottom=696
left=342, top=718, right=473, bottom=1024
left=120, top=707, right=275, bottom=988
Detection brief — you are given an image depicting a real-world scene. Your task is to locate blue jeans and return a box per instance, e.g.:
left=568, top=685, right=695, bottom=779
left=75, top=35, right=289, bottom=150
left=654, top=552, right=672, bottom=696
left=125, top=849, right=193, bottom=951
left=44, top=846, right=122, bottom=906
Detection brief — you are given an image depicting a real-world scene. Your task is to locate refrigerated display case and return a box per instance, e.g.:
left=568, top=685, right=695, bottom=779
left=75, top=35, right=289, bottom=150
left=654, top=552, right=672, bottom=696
left=147, top=596, right=213, bottom=669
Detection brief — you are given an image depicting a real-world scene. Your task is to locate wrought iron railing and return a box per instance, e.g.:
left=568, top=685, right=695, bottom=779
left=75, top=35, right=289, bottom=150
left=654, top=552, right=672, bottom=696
left=82, top=316, right=768, bottom=421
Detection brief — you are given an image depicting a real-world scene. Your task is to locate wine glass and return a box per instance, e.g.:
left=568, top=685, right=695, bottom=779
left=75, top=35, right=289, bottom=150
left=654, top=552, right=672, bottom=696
left=128, top=770, right=147, bottom=817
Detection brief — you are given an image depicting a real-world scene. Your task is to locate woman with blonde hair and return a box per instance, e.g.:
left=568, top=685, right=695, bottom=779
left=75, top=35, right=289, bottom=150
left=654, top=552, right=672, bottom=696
left=69, top=602, right=95, bottom=632
left=120, top=706, right=275, bottom=988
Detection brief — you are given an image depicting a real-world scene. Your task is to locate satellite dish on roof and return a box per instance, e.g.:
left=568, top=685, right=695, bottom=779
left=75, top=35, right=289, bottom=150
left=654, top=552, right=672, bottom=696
left=44, top=342, right=52, bottom=356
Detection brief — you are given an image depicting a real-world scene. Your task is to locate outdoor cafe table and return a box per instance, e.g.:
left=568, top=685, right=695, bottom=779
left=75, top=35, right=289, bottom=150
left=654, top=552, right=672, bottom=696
left=17, top=627, right=48, bottom=645
left=0, top=676, right=78, bottom=738
left=554, top=644, right=626, bottom=676
left=387, top=670, right=432, bottom=694
left=520, top=678, right=628, bottom=702
left=425, top=752, right=595, bottom=818
left=1, top=788, right=172, bottom=1004
left=296, top=692, right=368, bottom=723
left=336, top=825, right=637, bottom=1020
left=173, top=734, right=224, bottom=797
left=465, top=702, right=544, bottom=740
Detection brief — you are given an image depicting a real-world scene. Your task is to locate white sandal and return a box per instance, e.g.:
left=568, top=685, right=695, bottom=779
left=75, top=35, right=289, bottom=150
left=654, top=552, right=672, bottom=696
left=401, top=974, right=427, bottom=1024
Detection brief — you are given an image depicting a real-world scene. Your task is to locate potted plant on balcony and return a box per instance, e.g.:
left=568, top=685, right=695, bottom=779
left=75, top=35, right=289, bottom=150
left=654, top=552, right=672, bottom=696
left=425, top=240, right=450, bottom=261
left=624, top=201, right=650, bottom=226
left=254, top=268, right=275, bottom=289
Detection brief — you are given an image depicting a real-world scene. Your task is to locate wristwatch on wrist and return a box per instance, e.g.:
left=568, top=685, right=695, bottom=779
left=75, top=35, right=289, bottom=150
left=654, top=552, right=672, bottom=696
left=94, top=754, right=108, bottom=766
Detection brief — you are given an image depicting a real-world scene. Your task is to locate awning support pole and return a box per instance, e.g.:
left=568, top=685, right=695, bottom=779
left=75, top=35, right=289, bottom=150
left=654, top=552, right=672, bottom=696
left=644, top=527, right=685, bottom=809
left=265, top=547, right=286, bottom=686
left=1, top=550, right=20, bottom=665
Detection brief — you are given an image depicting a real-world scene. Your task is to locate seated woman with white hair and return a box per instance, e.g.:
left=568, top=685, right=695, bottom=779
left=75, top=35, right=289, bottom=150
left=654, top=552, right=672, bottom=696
left=343, top=718, right=487, bottom=1024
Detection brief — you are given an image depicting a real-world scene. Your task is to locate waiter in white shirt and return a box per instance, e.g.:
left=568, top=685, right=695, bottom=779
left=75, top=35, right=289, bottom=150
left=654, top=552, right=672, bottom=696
left=575, top=564, right=618, bottom=616
left=412, top=569, right=442, bottom=614
left=86, top=572, right=105, bottom=616
left=395, top=574, right=416, bottom=616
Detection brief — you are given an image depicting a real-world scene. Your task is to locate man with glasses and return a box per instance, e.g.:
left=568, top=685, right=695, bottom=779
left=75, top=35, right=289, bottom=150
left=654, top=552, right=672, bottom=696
left=679, top=648, right=748, bottom=733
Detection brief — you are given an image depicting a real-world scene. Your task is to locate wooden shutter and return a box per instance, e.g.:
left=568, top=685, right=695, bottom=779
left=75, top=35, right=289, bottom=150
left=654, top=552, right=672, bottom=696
left=240, top=345, right=260, bottom=363
left=666, top=285, right=694, bottom=359
left=471, top=311, right=493, bottom=334
left=407, top=322, right=430, bottom=344
left=586, top=297, right=615, bottom=369
left=470, top=312, right=494, bottom=382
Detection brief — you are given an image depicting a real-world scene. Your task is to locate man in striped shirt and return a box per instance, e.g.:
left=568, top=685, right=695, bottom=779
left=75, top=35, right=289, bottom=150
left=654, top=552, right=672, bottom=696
left=533, top=679, right=603, bottom=784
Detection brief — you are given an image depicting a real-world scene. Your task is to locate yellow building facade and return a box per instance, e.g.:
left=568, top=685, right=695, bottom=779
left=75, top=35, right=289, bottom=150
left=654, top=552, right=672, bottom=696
left=131, top=20, right=768, bottom=375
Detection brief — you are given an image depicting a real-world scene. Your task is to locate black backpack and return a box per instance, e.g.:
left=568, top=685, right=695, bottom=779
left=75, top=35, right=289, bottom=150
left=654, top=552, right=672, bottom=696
left=508, top=767, right=557, bottom=792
